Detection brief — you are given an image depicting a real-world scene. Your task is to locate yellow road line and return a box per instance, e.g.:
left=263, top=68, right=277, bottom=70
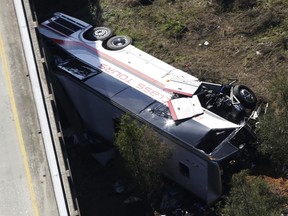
left=0, top=34, right=40, bottom=216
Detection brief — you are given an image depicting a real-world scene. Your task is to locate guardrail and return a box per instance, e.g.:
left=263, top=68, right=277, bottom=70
left=13, top=0, right=80, bottom=215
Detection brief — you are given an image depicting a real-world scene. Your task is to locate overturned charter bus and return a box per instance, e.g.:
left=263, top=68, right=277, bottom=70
left=38, top=12, right=261, bottom=204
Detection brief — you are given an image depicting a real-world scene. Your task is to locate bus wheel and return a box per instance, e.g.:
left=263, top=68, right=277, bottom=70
left=88, top=27, right=113, bottom=41
left=106, top=36, right=132, bottom=50
left=233, top=85, right=257, bottom=109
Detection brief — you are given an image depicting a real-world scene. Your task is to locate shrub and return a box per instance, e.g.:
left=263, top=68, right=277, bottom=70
left=114, top=114, right=170, bottom=196
left=257, top=74, right=288, bottom=169
left=219, top=170, right=287, bottom=216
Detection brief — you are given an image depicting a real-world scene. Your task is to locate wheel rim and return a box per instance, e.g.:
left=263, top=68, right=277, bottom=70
left=112, top=38, right=127, bottom=46
left=240, top=89, right=254, bottom=103
left=93, top=29, right=108, bottom=37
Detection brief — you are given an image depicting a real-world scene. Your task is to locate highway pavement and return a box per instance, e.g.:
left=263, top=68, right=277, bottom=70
left=0, top=0, right=60, bottom=215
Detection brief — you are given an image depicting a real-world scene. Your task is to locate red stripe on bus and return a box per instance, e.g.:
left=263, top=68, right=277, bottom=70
left=50, top=36, right=165, bottom=89
left=167, top=100, right=178, bottom=120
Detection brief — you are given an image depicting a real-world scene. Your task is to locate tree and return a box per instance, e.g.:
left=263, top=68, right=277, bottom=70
left=219, top=170, right=287, bottom=216
left=114, top=114, right=170, bottom=197
left=257, top=74, right=288, bottom=170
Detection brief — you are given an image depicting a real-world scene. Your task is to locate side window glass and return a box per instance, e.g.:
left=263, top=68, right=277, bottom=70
left=179, top=162, right=190, bottom=178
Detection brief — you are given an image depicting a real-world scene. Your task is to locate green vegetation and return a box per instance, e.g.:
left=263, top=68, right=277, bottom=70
left=114, top=114, right=170, bottom=197
left=257, top=73, right=288, bottom=169
left=97, top=0, right=288, bottom=92
left=97, top=0, right=288, bottom=213
left=219, top=170, right=287, bottom=216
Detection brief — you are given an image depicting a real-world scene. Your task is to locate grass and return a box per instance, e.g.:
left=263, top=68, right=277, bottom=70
left=96, top=0, right=288, bottom=100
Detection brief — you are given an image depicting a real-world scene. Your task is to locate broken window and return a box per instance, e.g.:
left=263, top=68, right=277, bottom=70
left=149, top=103, right=171, bottom=119
left=197, top=129, right=234, bottom=154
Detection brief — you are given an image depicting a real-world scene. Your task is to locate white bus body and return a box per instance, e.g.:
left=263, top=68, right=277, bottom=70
left=38, top=12, right=259, bottom=204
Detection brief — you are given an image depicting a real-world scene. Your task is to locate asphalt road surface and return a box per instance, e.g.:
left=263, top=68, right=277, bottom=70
left=0, top=1, right=59, bottom=215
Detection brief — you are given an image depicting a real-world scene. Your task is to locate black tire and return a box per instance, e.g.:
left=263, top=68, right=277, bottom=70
left=106, top=36, right=132, bottom=50
left=88, top=27, right=113, bottom=41
left=233, top=85, right=257, bottom=109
